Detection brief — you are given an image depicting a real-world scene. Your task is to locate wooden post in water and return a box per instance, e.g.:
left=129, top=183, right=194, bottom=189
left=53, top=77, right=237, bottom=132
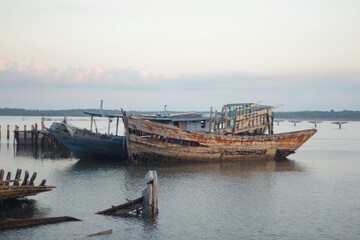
left=24, top=125, right=27, bottom=142
left=7, top=125, right=10, bottom=142
left=289, top=120, right=302, bottom=126
left=331, top=121, right=348, bottom=129
left=142, top=170, right=159, bottom=217
left=41, top=118, right=45, bottom=131
left=14, top=125, right=19, bottom=144
left=308, top=120, right=322, bottom=128
left=0, top=125, right=2, bottom=141
left=275, top=120, right=284, bottom=126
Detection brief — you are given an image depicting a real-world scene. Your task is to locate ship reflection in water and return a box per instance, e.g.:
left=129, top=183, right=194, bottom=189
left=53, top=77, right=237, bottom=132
left=0, top=198, right=48, bottom=220
left=14, top=144, right=73, bottom=160
left=14, top=143, right=304, bottom=173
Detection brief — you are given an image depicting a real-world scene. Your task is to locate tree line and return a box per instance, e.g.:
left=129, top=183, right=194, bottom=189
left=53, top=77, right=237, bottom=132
left=0, top=108, right=359, bottom=120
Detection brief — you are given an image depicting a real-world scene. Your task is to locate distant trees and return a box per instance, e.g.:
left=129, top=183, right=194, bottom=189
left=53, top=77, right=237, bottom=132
left=0, top=108, right=121, bottom=117
left=0, top=108, right=359, bottom=120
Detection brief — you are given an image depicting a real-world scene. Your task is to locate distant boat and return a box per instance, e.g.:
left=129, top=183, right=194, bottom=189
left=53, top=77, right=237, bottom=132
left=122, top=103, right=317, bottom=163
left=48, top=111, right=127, bottom=159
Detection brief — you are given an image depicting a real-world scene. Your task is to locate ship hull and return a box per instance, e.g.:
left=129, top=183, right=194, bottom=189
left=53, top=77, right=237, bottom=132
left=48, top=123, right=127, bottom=159
left=124, top=117, right=317, bottom=163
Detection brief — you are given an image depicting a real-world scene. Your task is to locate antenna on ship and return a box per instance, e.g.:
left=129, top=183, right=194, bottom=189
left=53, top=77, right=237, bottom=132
left=100, top=99, right=104, bottom=115
left=164, top=104, right=168, bottom=116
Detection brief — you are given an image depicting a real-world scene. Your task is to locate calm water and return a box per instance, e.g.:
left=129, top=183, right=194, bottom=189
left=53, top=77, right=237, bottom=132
left=1, top=117, right=360, bottom=240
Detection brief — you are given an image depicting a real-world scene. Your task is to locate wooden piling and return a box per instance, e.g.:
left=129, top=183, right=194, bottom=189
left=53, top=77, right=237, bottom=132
left=289, top=120, right=302, bottom=126
left=308, top=120, right=322, bottom=128
left=142, top=170, right=159, bottom=217
left=14, top=125, right=19, bottom=144
left=41, top=117, right=45, bottom=131
left=0, top=125, right=2, bottom=141
left=24, top=125, right=27, bottom=141
left=275, top=120, right=284, bottom=126
left=332, top=121, right=348, bottom=129
left=7, top=125, right=10, bottom=141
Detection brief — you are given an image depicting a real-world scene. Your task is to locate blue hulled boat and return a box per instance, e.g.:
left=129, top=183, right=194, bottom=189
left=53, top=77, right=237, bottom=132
left=48, top=110, right=127, bottom=159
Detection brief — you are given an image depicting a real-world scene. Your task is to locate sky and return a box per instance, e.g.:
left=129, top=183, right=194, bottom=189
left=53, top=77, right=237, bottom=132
left=0, top=0, right=359, bottom=112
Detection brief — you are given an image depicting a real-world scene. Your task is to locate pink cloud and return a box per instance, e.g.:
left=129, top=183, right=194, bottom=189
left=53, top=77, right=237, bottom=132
left=139, top=65, right=162, bottom=80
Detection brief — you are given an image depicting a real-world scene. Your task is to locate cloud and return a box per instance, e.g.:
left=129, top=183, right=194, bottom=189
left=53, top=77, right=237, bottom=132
left=139, top=65, right=162, bottom=80
left=0, top=59, right=359, bottom=111
left=0, top=59, right=11, bottom=70
left=0, top=59, right=169, bottom=89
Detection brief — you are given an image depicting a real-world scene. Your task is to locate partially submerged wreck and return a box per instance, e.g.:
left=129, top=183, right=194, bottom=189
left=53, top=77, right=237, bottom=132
left=122, top=103, right=317, bottom=163
left=0, top=169, right=55, bottom=201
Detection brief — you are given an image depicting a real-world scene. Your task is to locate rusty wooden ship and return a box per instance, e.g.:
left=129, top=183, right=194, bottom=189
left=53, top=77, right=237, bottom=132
left=122, top=103, right=317, bottom=163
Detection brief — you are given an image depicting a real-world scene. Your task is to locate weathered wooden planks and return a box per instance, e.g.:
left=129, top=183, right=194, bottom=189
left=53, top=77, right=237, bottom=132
left=0, top=169, right=55, bottom=201
left=96, top=196, right=144, bottom=216
left=97, top=170, right=159, bottom=218
left=124, top=115, right=317, bottom=163
left=87, top=229, right=113, bottom=237
left=0, top=216, right=80, bottom=230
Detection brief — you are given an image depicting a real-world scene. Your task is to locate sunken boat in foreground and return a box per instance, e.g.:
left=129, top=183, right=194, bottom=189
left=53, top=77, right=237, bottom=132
left=0, top=169, right=55, bottom=201
left=122, top=103, right=317, bottom=163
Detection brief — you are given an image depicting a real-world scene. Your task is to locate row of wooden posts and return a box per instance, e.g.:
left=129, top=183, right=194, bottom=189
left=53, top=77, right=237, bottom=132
left=275, top=120, right=348, bottom=128
left=0, top=122, right=45, bottom=142
left=0, top=123, right=66, bottom=154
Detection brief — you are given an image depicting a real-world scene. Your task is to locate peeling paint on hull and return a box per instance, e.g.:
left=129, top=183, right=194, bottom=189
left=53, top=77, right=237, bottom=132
left=124, top=116, right=317, bottom=163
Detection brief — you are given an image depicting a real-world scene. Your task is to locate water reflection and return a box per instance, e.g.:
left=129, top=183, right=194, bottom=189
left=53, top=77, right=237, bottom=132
left=12, top=144, right=304, bottom=175
left=0, top=199, right=49, bottom=219
left=126, top=159, right=305, bottom=177
left=72, top=158, right=127, bottom=171
left=13, top=143, right=305, bottom=177
left=15, top=145, right=73, bottom=160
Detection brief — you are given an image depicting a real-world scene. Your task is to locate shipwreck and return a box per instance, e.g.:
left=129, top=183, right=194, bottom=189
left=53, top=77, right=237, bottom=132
left=0, top=169, right=55, bottom=201
left=122, top=103, right=317, bottom=163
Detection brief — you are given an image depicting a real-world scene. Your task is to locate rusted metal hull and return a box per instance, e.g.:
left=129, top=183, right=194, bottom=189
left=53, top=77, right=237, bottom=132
left=124, top=117, right=317, bottom=163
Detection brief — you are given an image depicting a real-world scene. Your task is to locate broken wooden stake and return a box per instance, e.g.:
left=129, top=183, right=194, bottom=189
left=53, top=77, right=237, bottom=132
left=142, top=170, right=158, bottom=217
left=97, top=170, right=158, bottom=218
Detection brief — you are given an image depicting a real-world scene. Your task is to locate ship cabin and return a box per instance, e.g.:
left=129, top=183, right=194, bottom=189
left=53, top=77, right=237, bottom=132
left=138, top=112, right=211, bottom=133
left=214, top=103, right=274, bottom=135
left=136, top=102, right=274, bottom=136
